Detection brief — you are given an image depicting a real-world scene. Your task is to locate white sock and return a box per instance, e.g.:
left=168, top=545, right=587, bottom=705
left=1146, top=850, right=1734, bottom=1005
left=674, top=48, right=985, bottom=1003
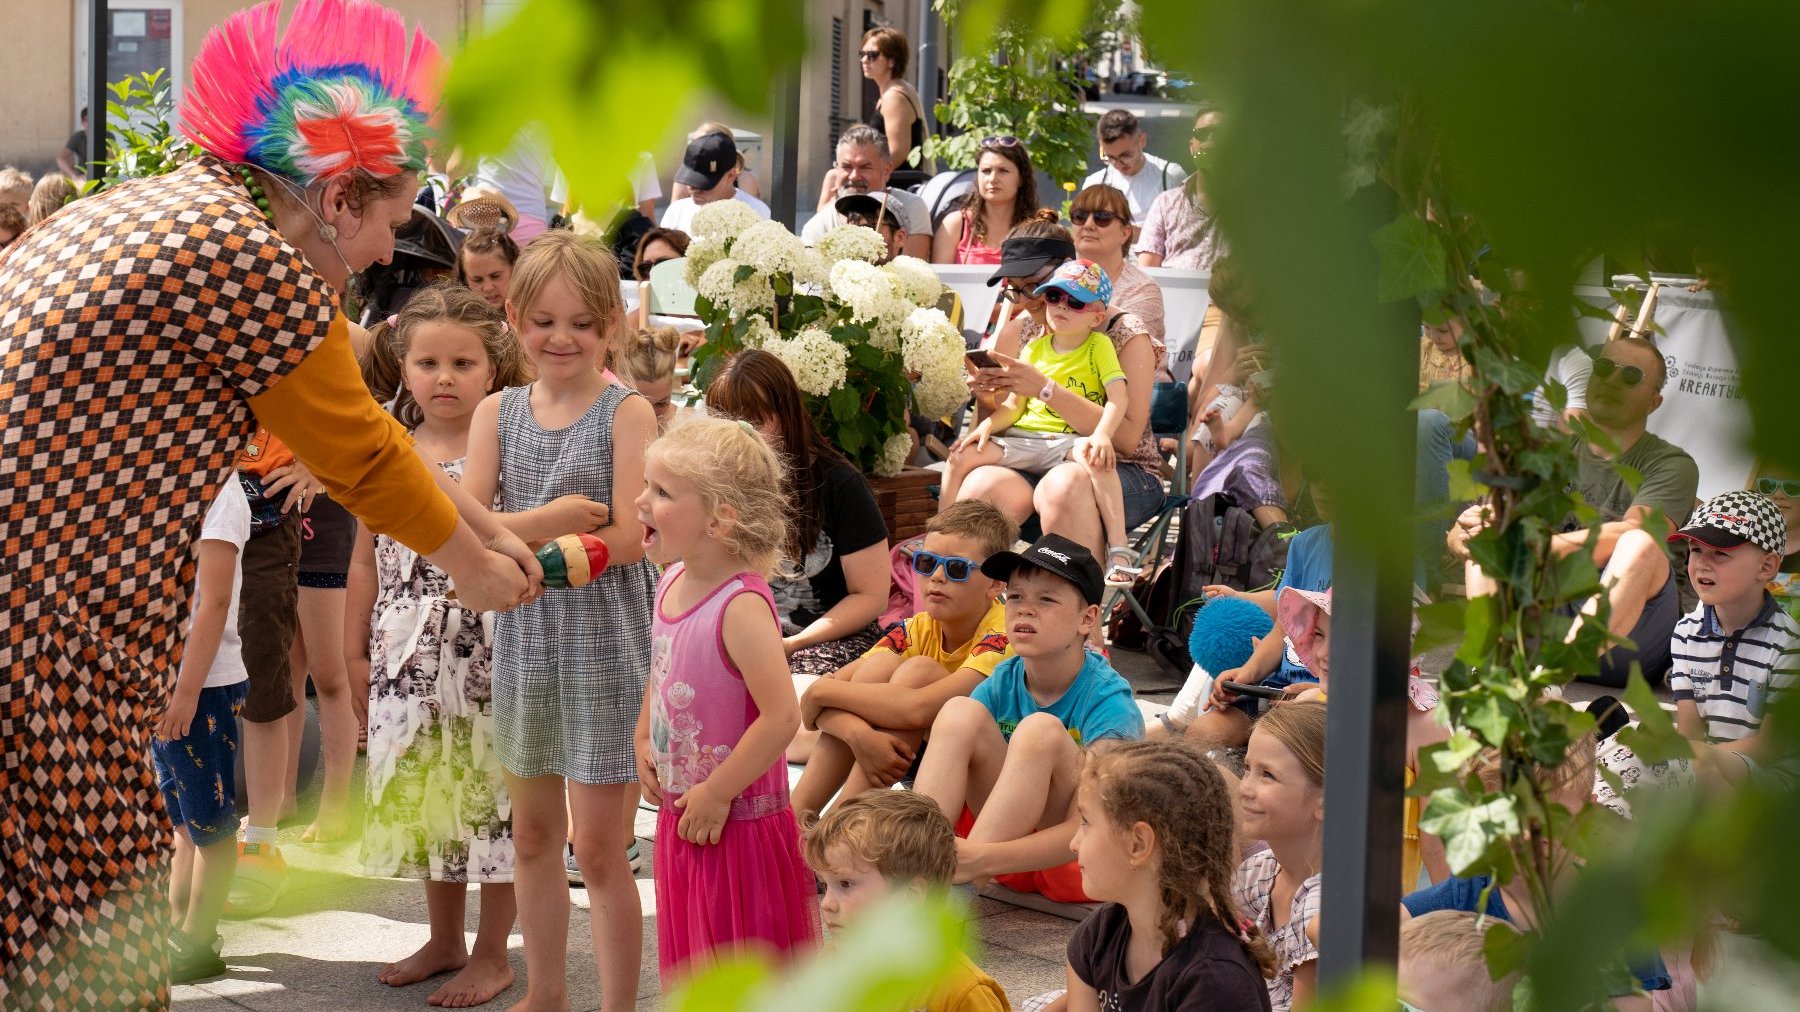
left=243, top=825, right=278, bottom=847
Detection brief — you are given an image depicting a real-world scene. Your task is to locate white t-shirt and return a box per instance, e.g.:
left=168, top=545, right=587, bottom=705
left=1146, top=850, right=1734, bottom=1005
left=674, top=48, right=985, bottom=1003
left=194, top=479, right=251, bottom=689
left=799, top=188, right=929, bottom=245
left=659, top=190, right=772, bottom=233
left=1082, top=152, right=1189, bottom=226
left=1531, top=344, right=1594, bottom=430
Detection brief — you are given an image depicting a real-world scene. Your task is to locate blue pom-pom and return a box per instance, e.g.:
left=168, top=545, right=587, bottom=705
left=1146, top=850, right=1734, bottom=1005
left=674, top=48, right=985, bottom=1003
left=1188, top=596, right=1275, bottom=673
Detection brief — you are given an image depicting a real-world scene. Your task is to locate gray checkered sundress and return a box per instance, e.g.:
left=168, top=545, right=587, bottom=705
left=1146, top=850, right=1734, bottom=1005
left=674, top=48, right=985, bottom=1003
left=493, top=382, right=656, bottom=783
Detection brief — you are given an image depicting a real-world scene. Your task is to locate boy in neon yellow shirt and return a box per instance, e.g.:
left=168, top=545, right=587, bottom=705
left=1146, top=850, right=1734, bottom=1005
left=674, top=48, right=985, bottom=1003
left=942, top=258, right=1138, bottom=585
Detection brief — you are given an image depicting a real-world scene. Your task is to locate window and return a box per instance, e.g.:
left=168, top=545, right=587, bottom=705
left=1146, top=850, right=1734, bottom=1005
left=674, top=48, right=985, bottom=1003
left=74, top=1, right=184, bottom=118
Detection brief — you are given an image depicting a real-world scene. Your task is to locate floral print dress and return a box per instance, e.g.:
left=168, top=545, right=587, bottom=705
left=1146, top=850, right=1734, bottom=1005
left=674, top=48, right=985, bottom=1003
left=361, top=457, right=513, bottom=883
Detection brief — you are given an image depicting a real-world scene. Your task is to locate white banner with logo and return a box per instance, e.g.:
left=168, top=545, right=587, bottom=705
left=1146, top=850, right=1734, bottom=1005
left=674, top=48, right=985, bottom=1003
left=1611, top=283, right=1756, bottom=500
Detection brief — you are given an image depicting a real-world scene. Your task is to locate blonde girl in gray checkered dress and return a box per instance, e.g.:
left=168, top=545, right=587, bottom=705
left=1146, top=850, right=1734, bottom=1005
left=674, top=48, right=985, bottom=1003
left=463, top=231, right=659, bottom=1011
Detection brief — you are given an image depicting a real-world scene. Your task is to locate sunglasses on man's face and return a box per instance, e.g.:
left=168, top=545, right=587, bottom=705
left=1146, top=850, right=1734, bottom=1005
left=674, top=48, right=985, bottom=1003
left=1070, top=209, right=1120, bottom=227
left=913, top=551, right=978, bottom=582
left=1041, top=288, right=1096, bottom=310
left=1757, top=477, right=1800, bottom=499
left=1591, top=356, right=1646, bottom=387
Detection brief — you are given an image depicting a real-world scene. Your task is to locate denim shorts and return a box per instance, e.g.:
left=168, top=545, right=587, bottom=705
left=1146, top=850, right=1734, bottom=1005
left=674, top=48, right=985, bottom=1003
left=1018, top=462, right=1168, bottom=533
left=153, top=681, right=249, bottom=846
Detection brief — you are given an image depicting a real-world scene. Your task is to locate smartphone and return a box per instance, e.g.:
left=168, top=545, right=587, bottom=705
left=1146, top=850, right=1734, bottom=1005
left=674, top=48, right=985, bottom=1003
left=965, top=348, right=1001, bottom=369
left=1218, top=680, right=1285, bottom=701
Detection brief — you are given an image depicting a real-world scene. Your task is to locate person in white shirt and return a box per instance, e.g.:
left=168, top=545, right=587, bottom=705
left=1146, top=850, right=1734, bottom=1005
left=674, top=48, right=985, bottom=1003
left=659, top=133, right=771, bottom=234
left=803, top=125, right=931, bottom=259
left=1079, top=109, right=1188, bottom=248
left=473, top=128, right=556, bottom=243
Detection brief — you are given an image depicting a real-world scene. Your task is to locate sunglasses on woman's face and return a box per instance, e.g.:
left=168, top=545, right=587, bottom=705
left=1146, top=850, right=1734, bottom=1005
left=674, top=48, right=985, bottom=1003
left=999, top=268, right=1056, bottom=302
left=1041, top=288, right=1096, bottom=310
left=1757, top=477, right=1800, bottom=498
left=1070, top=209, right=1119, bottom=227
left=1591, top=356, right=1646, bottom=387
left=981, top=135, right=1023, bottom=149
left=636, top=256, right=675, bottom=281
left=913, top=551, right=978, bottom=582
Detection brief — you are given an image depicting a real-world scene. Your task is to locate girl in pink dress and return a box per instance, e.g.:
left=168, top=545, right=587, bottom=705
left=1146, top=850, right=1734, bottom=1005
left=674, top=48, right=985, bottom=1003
left=633, top=416, right=821, bottom=984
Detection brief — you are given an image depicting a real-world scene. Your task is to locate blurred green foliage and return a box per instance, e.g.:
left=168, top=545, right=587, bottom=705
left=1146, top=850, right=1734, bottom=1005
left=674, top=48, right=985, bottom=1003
left=91, top=69, right=200, bottom=190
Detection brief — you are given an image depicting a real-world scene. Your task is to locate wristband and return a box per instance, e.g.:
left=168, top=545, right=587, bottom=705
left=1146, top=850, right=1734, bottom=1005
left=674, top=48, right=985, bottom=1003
left=1038, top=379, right=1058, bottom=402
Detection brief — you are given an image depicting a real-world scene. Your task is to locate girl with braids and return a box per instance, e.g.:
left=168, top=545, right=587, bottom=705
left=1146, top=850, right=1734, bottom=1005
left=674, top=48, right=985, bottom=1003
left=1062, top=738, right=1275, bottom=1011
left=1232, top=701, right=1327, bottom=1012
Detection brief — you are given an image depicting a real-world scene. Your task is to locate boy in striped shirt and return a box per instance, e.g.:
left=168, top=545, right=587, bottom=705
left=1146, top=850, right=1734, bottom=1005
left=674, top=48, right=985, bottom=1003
left=1666, top=491, right=1800, bottom=785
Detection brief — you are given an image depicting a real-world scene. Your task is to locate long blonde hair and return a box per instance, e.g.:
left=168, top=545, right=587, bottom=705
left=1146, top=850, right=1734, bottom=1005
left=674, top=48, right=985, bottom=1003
left=648, top=417, right=790, bottom=577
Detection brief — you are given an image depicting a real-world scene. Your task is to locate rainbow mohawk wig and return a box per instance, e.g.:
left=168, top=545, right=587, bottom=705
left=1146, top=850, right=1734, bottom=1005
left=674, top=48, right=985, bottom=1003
left=180, top=0, right=440, bottom=186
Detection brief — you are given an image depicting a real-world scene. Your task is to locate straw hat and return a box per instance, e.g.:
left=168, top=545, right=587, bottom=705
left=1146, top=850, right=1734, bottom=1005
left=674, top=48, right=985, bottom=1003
left=447, top=187, right=519, bottom=234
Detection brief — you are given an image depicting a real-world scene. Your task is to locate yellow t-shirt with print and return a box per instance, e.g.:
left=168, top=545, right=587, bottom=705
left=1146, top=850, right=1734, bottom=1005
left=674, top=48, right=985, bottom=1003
left=866, top=598, right=1011, bottom=678
left=1012, top=329, right=1126, bottom=435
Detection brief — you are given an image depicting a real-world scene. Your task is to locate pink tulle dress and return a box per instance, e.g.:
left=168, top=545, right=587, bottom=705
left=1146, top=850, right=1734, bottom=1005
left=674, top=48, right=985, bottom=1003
left=648, top=563, right=820, bottom=983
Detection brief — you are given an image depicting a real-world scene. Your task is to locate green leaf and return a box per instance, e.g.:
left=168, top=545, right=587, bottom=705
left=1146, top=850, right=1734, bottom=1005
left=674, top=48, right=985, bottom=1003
left=1483, top=919, right=1535, bottom=979
left=1414, top=599, right=1468, bottom=656
left=1465, top=694, right=1512, bottom=746
left=1420, top=789, right=1520, bottom=877
left=1616, top=665, right=1692, bottom=765
left=1372, top=213, right=1449, bottom=302
left=1410, top=380, right=1477, bottom=421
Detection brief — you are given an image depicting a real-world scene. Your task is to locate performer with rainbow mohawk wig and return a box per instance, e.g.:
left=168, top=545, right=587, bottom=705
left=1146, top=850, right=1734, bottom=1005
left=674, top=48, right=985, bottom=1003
left=0, top=2, right=542, bottom=1006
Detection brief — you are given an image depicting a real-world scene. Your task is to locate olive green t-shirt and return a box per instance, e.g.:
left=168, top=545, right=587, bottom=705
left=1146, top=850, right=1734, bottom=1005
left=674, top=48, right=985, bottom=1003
left=1572, top=430, right=1700, bottom=608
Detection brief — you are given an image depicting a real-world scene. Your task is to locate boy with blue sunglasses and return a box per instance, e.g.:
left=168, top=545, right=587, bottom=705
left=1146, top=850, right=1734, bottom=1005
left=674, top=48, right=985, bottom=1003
left=792, top=500, right=1020, bottom=818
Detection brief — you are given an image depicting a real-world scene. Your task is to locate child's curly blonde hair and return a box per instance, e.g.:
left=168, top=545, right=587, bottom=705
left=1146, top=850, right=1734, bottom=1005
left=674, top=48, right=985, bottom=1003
left=648, top=416, right=790, bottom=577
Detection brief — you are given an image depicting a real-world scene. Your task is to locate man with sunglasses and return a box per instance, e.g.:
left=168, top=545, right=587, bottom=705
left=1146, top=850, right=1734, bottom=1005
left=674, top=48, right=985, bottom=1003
left=802, top=124, right=931, bottom=260
left=1452, top=336, right=1699, bottom=687
left=1079, top=109, right=1188, bottom=245
left=790, top=501, right=1019, bottom=819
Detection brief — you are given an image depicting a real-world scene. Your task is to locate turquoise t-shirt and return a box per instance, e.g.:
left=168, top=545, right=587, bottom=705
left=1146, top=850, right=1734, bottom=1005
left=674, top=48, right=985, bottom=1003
left=971, top=650, right=1144, bottom=746
left=1012, top=330, right=1127, bottom=435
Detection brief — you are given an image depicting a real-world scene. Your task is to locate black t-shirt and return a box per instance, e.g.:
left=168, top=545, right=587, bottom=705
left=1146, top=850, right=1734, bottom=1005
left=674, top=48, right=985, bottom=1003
left=64, top=130, right=87, bottom=158
left=1068, top=903, right=1273, bottom=1012
left=769, top=457, right=888, bottom=633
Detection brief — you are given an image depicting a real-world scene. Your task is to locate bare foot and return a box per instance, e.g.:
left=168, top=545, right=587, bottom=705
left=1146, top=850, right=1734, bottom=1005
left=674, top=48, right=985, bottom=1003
left=504, top=992, right=570, bottom=1012
left=428, top=957, right=515, bottom=1008
left=378, top=941, right=467, bottom=987
left=301, top=806, right=352, bottom=844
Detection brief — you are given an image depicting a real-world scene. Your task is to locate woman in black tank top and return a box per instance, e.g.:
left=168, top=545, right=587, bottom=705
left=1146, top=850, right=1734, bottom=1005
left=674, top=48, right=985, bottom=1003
left=861, top=25, right=935, bottom=173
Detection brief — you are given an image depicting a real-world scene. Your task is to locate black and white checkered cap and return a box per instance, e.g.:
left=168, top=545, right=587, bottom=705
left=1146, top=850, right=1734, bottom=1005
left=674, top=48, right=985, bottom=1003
left=1669, top=490, right=1787, bottom=553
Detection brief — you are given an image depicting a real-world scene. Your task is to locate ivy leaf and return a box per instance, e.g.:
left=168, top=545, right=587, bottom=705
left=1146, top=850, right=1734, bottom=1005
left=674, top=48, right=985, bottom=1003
left=1616, top=666, right=1692, bottom=765
left=1484, top=920, right=1536, bottom=979
left=1420, top=789, right=1521, bottom=876
left=1465, top=694, right=1513, bottom=746
left=1410, top=380, right=1477, bottom=422
left=1414, top=599, right=1468, bottom=656
left=1372, top=213, right=1449, bottom=302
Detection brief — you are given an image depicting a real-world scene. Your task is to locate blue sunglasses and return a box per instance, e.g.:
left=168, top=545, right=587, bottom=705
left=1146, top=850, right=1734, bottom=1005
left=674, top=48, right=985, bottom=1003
left=913, top=552, right=978, bottom=582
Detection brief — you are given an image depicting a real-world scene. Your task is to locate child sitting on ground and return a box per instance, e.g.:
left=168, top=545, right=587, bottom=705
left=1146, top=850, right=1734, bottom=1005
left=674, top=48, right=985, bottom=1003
left=914, top=534, right=1144, bottom=900
left=1233, top=701, right=1326, bottom=1012
left=792, top=500, right=1018, bottom=818
left=156, top=477, right=253, bottom=983
left=1399, top=911, right=1521, bottom=1012
left=1665, top=491, right=1799, bottom=787
left=945, top=259, right=1141, bottom=586
left=1064, top=738, right=1276, bottom=1010
left=805, top=790, right=1009, bottom=1011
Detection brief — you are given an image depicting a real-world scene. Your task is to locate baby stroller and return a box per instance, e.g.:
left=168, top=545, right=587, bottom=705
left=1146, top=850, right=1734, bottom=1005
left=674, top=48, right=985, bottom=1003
left=356, top=205, right=463, bottom=326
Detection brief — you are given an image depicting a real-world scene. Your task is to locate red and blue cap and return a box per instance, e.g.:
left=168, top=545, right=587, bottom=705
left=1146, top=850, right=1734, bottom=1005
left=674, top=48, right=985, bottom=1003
left=1031, top=257, right=1112, bottom=308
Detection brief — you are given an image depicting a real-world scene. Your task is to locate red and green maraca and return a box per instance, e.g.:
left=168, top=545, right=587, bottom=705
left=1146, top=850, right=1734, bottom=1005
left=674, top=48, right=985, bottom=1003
left=536, top=532, right=610, bottom=588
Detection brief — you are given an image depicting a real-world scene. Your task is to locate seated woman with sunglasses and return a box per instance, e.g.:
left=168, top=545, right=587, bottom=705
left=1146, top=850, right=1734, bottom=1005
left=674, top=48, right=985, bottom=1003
left=932, top=135, right=1040, bottom=265
left=1070, top=183, right=1168, bottom=375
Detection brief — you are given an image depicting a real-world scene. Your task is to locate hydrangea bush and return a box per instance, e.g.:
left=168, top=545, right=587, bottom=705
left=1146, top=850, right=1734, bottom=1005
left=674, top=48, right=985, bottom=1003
left=685, top=203, right=967, bottom=476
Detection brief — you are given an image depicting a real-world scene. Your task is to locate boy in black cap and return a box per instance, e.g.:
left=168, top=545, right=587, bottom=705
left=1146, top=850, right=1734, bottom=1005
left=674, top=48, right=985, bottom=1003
left=659, top=131, right=771, bottom=232
left=1666, top=491, right=1799, bottom=785
left=912, top=534, right=1143, bottom=900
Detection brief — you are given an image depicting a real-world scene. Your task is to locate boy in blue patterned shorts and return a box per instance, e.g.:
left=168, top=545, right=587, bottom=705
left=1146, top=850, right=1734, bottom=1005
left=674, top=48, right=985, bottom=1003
left=154, top=478, right=255, bottom=982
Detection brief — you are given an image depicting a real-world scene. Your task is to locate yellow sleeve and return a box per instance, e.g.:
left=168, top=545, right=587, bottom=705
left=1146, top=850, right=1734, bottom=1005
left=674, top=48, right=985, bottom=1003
left=247, top=315, right=459, bottom=554
left=959, top=601, right=1013, bottom=679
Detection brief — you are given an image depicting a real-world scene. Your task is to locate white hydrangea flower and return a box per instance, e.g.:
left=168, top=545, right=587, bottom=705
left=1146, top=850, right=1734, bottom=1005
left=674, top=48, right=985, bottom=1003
left=683, top=233, right=728, bottom=288
left=730, top=219, right=804, bottom=278
left=830, top=260, right=910, bottom=333
left=688, top=199, right=761, bottom=243
left=872, top=431, right=913, bottom=477
left=794, top=247, right=831, bottom=289
left=764, top=327, right=850, bottom=397
left=817, top=222, right=888, bottom=265
left=738, top=314, right=776, bottom=349
left=914, top=364, right=971, bottom=419
left=883, top=255, right=943, bottom=307
left=695, top=257, right=775, bottom=317
left=900, top=307, right=962, bottom=377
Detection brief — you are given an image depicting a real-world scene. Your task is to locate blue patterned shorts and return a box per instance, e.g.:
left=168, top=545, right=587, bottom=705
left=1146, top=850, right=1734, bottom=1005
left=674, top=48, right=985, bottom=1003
left=152, top=681, right=249, bottom=846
